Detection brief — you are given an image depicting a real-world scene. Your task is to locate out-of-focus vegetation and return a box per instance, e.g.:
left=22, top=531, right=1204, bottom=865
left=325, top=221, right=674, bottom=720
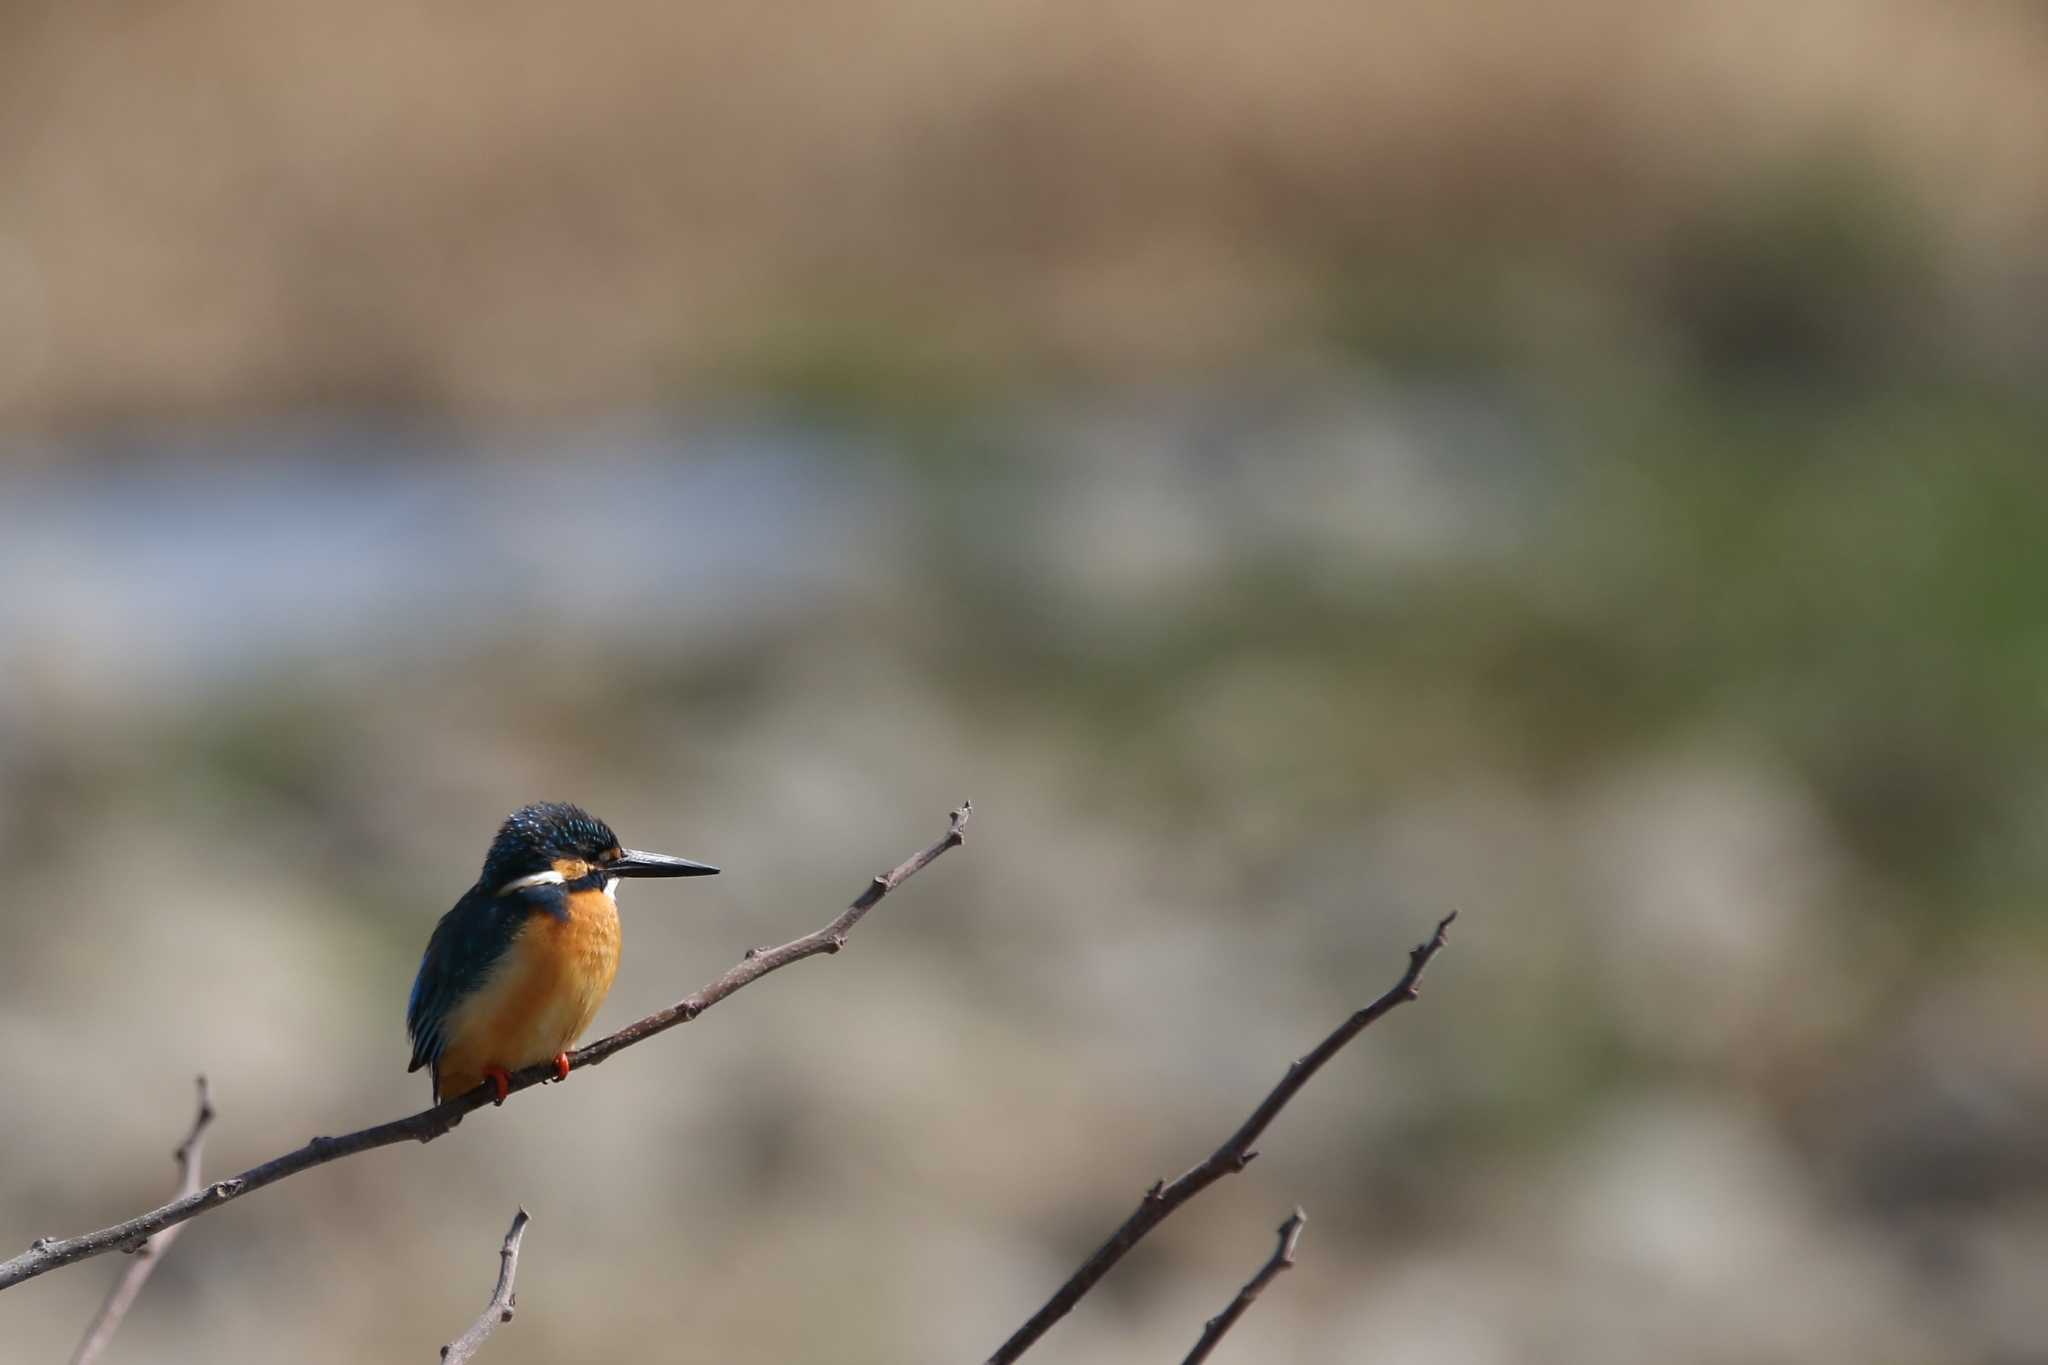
left=3, top=3, right=2046, bottom=1363
left=3, top=0, right=2047, bottom=423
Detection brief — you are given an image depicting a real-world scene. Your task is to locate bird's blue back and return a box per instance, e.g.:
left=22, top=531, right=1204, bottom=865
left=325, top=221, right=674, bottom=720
left=405, top=884, right=528, bottom=1075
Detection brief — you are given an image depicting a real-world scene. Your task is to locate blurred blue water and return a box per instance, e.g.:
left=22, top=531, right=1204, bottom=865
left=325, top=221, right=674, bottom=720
left=0, top=388, right=1539, bottom=705
left=0, top=418, right=886, bottom=698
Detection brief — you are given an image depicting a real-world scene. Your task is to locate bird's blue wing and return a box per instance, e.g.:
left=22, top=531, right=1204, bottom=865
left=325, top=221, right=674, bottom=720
left=406, top=884, right=526, bottom=1074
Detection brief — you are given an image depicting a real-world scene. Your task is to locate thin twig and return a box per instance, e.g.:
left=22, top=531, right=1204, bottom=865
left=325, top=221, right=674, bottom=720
left=1180, top=1208, right=1306, bottom=1365
left=439, top=1209, right=530, bottom=1364
left=68, top=1077, right=216, bottom=1365
left=1, top=803, right=971, bottom=1294
left=985, top=911, right=1454, bottom=1364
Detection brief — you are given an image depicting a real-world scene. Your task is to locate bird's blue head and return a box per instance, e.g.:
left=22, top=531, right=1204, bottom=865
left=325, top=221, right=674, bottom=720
left=482, top=801, right=719, bottom=895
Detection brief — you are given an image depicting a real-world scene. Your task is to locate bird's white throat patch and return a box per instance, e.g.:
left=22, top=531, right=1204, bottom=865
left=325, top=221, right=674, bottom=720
left=497, top=868, right=567, bottom=895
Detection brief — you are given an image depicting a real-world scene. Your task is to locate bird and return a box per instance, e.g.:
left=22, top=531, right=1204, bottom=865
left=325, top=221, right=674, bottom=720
left=407, top=801, right=718, bottom=1105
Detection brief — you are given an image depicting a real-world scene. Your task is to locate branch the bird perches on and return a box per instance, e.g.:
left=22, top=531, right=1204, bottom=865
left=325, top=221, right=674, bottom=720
left=0, top=802, right=971, bottom=1293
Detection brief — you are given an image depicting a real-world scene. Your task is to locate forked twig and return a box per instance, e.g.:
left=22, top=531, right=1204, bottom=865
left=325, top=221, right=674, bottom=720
left=440, top=1209, right=530, bottom=1364
left=1181, top=1208, right=1306, bottom=1365
left=68, top=1076, right=216, bottom=1365
left=986, top=912, right=1454, bottom=1363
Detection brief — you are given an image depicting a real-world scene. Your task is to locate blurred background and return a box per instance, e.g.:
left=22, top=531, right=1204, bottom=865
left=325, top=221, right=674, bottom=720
left=3, top=2, right=2046, bottom=1361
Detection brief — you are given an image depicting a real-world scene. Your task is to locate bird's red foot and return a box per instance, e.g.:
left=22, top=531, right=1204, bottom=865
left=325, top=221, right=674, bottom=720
left=482, top=1066, right=512, bottom=1105
left=552, top=1052, right=572, bottom=1082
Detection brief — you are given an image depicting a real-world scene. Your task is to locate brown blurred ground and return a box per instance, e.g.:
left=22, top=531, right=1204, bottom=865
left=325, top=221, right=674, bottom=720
left=2, top=0, right=2047, bottom=425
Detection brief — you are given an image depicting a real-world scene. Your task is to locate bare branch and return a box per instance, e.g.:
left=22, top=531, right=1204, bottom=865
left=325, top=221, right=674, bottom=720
left=68, top=1077, right=217, bottom=1365
left=1180, top=1208, right=1306, bottom=1365
left=985, top=911, right=1454, bottom=1365
left=439, top=1209, right=530, bottom=1365
left=2, top=803, right=971, bottom=1294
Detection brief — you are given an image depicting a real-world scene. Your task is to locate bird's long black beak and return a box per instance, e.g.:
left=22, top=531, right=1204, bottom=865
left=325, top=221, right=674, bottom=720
left=610, top=849, right=720, bottom=878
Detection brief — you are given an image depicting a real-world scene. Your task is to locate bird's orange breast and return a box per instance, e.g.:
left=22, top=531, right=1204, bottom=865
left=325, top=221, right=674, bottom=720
left=434, top=887, right=621, bottom=1099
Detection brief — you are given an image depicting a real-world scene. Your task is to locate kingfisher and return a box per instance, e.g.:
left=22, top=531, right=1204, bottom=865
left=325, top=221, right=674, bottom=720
left=407, top=801, right=718, bottom=1105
